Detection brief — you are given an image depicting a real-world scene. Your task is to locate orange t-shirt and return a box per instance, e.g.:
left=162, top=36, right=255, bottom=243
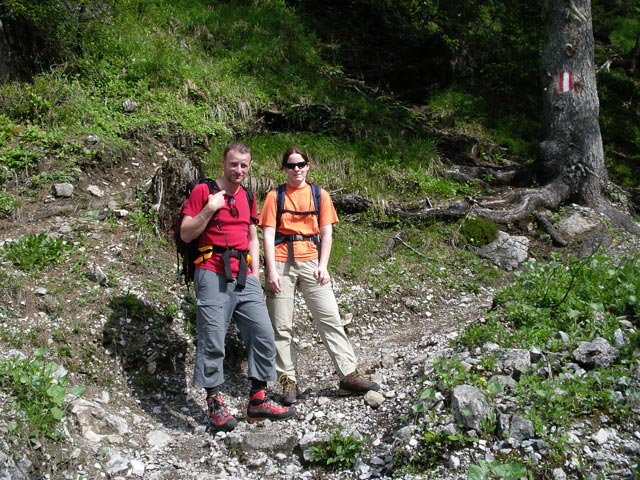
left=259, top=183, right=338, bottom=262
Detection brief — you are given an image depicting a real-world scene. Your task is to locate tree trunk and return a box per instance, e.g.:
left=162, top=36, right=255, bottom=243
left=539, top=0, right=608, bottom=206
left=0, top=18, right=11, bottom=82
left=630, top=31, right=640, bottom=78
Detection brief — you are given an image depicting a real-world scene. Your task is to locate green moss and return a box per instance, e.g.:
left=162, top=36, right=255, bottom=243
left=460, top=216, right=499, bottom=246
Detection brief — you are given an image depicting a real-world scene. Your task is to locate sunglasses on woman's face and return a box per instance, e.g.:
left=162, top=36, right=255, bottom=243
left=286, top=161, right=307, bottom=170
left=227, top=196, right=239, bottom=218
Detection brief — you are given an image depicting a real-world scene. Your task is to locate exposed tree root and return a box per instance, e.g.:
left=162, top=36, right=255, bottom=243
left=332, top=180, right=571, bottom=225
left=333, top=180, right=640, bottom=242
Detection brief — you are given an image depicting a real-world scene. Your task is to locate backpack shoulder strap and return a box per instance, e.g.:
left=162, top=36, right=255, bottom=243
left=275, top=183, right=286, bottom=229
left=195, top=179, right=254, bottom=223
left=201, top=178, right=219, bottom=195
left=243, top=185, right=256, bottom=224
left=310, top=183, right=321, bottom=217
left=276, top=183, right=322, bottom=229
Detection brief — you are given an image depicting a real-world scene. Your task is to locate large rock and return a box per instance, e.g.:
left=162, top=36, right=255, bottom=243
left=70, top=399, right=130, bottom=443
left=556, top=205, right=601, bottom=238
left=450, top=385, right=491, bottom=431
left=476, top=231, right=529, bottom=271
left=572, top=337, right=619, bottom=369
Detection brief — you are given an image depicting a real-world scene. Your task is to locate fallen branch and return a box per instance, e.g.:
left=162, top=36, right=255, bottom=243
left=379, top=233, right=427, bottom=259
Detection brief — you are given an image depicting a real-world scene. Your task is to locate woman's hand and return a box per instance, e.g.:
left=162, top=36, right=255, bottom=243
left=266, top=270, right=282, bottom=293
left=314, top=265, right=331, bottom=285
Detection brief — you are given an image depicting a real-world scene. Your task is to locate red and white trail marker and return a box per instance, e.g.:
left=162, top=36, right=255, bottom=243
left=558, top=71, right=574, bottom=93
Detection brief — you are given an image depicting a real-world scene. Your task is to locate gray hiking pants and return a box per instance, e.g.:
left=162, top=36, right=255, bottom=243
left=192, top=269, right=276, bottom=389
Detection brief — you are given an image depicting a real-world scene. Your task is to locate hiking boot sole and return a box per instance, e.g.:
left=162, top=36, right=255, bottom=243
left=337, top=388, right=367, bottom=396
left=337, top=386, right=380, bottom=396
left=247, top=416, right=268, bottom=424
left=246, top=408, right=296, bottom=422
left=207, top=417, right=238, bottom=432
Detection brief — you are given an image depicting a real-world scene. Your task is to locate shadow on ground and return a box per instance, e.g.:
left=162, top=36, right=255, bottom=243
left=103, top=294, right=251, bottom=430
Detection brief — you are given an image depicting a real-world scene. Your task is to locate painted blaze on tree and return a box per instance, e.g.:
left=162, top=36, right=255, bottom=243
left=540, top=0, right=608, bottom=207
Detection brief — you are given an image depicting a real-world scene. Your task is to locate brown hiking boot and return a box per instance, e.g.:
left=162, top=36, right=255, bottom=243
left=278, top=375, right=298, bottom=406
left=337, top=372, right=380, bottom=396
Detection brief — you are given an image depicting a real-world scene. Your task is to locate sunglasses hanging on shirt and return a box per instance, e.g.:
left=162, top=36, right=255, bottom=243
left=227, top=196, right=239, bottom=218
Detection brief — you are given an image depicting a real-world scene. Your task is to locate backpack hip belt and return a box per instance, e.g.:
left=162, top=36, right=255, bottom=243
left=274, top=233, right=321, bottom=263
left=196, top=245, right=251, bottom=289
left=193, top=245, right=214, bottom=265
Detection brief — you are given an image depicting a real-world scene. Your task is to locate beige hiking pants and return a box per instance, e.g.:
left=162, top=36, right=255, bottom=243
left=265, top=258, right=357, bottom=384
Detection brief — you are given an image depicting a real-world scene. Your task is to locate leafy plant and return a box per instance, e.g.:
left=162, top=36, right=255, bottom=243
left=457, top=316, right=513, bottom=349
left=491, top=252, right=640, bottom=346
left=0, top=192, right=21, bottom=218
left=432, top=355, right=473, bottom=392
left=1, top=232, right=72, bottom=272
left=402, top=429, right=475, bottom=470
left=516, top=364, right=631, bottom=429
left=308, top=428, right=368, bottom=470
left=467, top=459, right=528, bottom=480
left=0, top=347, right=85, bottom=440
left=412, top=386, right=439, bottom=416
left=0, top=113, right=20, bottom=142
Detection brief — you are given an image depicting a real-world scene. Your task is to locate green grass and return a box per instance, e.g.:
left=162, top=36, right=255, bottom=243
left=0, top=0, right=471, bottom=202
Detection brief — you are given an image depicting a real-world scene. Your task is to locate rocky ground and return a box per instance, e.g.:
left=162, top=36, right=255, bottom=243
left=1, top=143, right=639, bottom=480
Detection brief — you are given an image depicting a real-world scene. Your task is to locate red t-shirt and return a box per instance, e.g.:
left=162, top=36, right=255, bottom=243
left=182, top=182, right=257, bottom=276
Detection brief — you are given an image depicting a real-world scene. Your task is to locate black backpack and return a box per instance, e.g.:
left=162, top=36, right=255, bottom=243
left=173, top=178, right=254, bottom=287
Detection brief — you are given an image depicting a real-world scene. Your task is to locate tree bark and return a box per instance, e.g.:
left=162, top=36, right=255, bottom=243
left=539, top=0, right=608, bottom=206
left=630, top=31, right=640, bottom=78
left=0, top=18, right=11, bottom=82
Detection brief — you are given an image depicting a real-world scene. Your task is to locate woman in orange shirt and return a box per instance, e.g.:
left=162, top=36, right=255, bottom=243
left=259, top=146, right=379, bottom=405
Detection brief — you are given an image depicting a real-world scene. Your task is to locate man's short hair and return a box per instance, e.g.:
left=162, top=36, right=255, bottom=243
left=224, top=141, right=251, bottom=159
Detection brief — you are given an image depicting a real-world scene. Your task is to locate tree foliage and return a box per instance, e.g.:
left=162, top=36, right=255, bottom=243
left=292, top=0, right=640, bottom=186
left=0, top=0, right=96, bottom=78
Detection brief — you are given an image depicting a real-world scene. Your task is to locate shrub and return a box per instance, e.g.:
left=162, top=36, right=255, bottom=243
left=1, top=232, right=72, bottom=272
left=459, top=216, right=499, bottom=246
left=0, top=192, right=21, bottom=218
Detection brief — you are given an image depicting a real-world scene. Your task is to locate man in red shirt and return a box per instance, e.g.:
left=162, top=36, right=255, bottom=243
left=181, top=142, right=295, bottom=431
